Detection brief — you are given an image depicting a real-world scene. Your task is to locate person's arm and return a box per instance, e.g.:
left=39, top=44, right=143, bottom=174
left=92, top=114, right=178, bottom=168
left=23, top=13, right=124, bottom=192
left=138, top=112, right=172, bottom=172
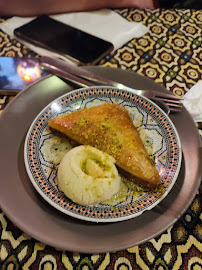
left=0, top=0, right=155, bottom=17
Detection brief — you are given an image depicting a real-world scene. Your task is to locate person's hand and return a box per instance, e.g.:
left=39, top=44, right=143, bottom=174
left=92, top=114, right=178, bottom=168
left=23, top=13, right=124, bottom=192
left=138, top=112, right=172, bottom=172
left=116, top=0, right=155, bottom=9
left=78, top=0, right=155, bottom=11
left=0, top=0, right=156, bottom=16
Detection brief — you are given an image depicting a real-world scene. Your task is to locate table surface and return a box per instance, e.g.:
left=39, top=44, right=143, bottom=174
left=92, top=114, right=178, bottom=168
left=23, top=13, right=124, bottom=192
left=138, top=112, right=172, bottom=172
left=0, top=8, right=202, bottom=270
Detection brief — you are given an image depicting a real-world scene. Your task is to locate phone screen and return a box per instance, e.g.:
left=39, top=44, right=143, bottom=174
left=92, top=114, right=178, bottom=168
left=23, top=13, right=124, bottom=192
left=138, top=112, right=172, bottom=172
left=0, top=57, right=48, bottom=94
left=14, top=16, right=114, bottom=65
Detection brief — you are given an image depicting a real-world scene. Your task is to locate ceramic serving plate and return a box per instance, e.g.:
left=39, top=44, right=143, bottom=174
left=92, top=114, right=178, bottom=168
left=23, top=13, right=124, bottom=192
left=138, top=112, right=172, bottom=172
left=24, top=86, right=182, bottom=222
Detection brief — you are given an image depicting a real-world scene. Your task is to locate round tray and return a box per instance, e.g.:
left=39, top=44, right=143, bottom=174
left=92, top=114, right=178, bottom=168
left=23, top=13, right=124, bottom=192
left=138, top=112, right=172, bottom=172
left=0, top=67, right=201, bottom=253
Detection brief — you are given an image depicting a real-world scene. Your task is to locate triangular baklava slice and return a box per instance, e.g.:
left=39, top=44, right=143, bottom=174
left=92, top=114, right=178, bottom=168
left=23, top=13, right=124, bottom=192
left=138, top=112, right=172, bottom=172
left=48, top=103, right=161, bottom=188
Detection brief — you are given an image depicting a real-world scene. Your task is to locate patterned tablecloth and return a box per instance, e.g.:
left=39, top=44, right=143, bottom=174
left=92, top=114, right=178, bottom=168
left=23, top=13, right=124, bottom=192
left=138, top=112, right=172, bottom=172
left=0, top=8, right=201, bottom=270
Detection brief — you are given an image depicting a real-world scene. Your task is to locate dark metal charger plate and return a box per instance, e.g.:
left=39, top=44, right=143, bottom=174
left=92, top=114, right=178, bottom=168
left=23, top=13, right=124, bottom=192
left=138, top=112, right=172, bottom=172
left=0, top=67, right=201, bottom=253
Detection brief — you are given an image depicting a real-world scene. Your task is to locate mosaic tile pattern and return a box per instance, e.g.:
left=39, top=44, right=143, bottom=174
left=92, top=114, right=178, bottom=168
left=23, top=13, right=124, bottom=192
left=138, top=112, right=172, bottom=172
left=0, top=9, right=201, bottom=269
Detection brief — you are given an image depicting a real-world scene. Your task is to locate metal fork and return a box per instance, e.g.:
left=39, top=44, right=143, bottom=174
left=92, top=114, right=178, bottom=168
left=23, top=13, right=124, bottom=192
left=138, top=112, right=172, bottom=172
left=40, top=56, right=183, bottom=113
left=131, top=90, right=182, bottom=112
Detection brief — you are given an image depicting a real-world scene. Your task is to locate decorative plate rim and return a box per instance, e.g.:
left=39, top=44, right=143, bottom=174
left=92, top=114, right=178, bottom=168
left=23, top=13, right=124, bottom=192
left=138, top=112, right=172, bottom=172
left=24, top=86, right=182, bottom=223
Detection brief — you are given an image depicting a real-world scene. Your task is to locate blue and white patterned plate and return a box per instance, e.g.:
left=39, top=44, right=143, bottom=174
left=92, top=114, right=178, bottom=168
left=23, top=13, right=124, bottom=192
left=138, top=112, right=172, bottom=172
left=24, top=86, right=182, bottom=222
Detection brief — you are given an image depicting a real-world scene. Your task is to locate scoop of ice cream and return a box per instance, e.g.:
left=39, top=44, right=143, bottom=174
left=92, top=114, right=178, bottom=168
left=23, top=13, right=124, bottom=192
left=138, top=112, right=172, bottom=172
left=57, top=145, right=121, bottom=206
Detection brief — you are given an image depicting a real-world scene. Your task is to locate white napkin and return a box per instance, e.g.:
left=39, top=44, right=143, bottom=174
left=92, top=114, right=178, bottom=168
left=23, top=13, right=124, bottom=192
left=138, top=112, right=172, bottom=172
left=183, top=80, right=202, bottom=122
left=0, top=9, right=148, bottom=62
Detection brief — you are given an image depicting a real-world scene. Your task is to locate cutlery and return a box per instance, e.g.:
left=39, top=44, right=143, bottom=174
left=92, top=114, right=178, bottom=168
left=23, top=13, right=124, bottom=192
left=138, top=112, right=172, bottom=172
left=39, top=61, right=170, bottom=115
left=39, top=56, right=182, bottom=112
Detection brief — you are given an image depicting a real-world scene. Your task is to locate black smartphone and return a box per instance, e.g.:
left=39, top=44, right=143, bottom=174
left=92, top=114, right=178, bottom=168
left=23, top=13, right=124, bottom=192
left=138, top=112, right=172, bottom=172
left=14, top=16, right=114, bottom=65
left=0, top=57, right=48, bottom=95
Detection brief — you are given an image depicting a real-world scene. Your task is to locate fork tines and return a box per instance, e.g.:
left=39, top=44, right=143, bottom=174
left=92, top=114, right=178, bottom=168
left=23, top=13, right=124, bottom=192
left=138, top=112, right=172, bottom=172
left=155, top=92, right=182, bottom=100
left=154, top=93, right=183, bottom=112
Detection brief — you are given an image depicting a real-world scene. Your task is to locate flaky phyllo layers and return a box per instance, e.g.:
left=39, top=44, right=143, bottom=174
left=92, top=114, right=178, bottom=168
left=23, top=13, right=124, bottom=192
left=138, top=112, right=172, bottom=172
left=48, top=103, right=161, bottom=189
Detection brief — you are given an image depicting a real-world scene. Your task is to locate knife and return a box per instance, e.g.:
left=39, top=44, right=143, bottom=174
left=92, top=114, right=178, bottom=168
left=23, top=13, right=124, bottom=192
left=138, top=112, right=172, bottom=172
left=39, top=55, right=134, bottom=91
left=39, top=56, right=171, bottom=115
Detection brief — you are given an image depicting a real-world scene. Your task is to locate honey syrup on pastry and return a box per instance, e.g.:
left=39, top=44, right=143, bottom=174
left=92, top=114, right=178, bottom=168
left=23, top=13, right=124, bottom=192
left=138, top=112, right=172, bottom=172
left=101, top=175, right=145, bottom=206
left=48, top=103, right=161, bottom=189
